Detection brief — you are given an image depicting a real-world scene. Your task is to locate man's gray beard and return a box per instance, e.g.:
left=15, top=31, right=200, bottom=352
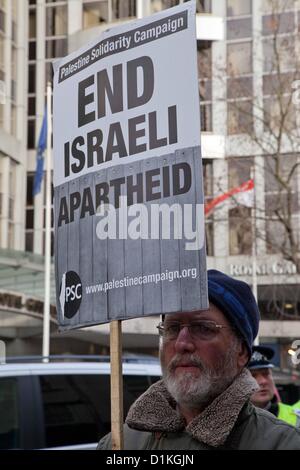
left=161, top=346, right=240, bottom=408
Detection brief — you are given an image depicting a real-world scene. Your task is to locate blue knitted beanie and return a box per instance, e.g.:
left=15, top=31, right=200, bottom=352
left=208, top=269, right=260, bottom=357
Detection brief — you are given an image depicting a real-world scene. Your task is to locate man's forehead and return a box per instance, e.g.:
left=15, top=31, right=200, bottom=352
left=164, top=304, right=228, bottom=323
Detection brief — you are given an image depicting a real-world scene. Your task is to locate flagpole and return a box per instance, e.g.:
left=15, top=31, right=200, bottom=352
left=251, top=165, right=259, bottom=346
left=42, top=82, right=52, bottom=362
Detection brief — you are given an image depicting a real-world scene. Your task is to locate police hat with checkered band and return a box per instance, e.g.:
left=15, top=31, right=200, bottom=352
left=248, top=345, right=275, bottom=370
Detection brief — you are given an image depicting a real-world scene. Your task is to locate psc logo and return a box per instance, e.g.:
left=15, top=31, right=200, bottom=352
left=59, top=271, right=82, bottom=319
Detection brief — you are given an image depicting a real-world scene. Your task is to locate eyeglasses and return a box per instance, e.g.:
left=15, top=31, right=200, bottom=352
left=156, top=320, right=230, bottom=341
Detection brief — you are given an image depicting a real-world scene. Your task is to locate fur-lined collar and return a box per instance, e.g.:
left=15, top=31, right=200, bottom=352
left=126, top=368, right=258, bottom=447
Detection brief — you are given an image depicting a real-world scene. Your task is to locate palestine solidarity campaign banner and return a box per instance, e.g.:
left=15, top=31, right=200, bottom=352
left=53, top=1, right=208, bottom=330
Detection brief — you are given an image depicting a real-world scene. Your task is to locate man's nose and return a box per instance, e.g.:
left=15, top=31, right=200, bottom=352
left=174, top=326, right=196, bottom=353
left=257, top=375, right=268, bottom=387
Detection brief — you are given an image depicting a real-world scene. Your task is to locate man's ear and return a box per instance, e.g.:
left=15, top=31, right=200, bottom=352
left=237, top=341, right=249, bottom=369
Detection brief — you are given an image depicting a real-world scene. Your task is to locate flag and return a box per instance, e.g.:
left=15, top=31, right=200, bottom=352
left=205, top=179, right=254, bottom=216
left=33, top=108, right=47, bottom=196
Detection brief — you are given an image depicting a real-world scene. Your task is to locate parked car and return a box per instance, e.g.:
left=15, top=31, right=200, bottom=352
left=0, top=355, right=161, bottom=450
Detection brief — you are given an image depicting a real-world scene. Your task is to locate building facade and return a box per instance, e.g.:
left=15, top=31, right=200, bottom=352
left=0, top=0, right=299, bottom=368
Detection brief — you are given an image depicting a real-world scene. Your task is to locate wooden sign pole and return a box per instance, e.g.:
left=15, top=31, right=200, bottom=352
left=110, top=320, right=124, bottom=450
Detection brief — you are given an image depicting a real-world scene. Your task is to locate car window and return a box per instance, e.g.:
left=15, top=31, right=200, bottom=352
left=38, top=372, right=160, bottom=448
left=39, top=374, right=111, bottom=448
left=0, top=378, right=20, bottom=449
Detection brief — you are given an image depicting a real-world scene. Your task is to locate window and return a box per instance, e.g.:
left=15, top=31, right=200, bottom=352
left=200, top=103, right=212, bottom=132
left=229, top=206, right=252, bottom=255
left=227, top=100, right=253, bottom=135
left=83, top=0, right=136, bottom=27
left=183, top=1, right=212, bottom=13
left=197, top=41, right=212, bottom=132
left=262, top=0, right=294, bottom=14
left=28, top=96, right=36, bottom=116
left=0, top=35, right=4, bottom=72
left=28, top=64, right=36, bottom=93
left=264, top=154, right=299, bottom=255
left=195, top=1, right=211, bottom=14
left=263, top=95, right=296, bottom=132
left=0, top=8, right=5, bottom=33
left=265, top=154, right=298, bottom=208
left=259, top=284, right=300, bottom=321
left=265, top=154, right=298, bottom=194
left=27, top=119, right=36, bottom=149
left=8, top=222, right=14, bottom=249
left=263, top=72, right=295, bottom=96
left=25, top=173, right=34, bottom=252
left=11, top=0, right=17, bottom=21
left=46, top=5, right=67, bottom=36
left=83, top=1, right=109, bottom=28
left=26, top=209, right=34, bottom=230
left=197, top=41, right=212, bottom=80
left=265, top=191, right=299, bottom=218
left=227, top=18, right=252, bottom=40
left=203, top=160, right=214, bottom=256
left=11, top=80, right=16, bottom=103
left=227, top=76, right=252, bottom=100
left=29, top=9, right=36, bottom=38
left=262, top=12, right=295, bottom=36
left=228, top=157, right=253, bottom=255
left=9, top=161, right=16, bottom=226
left=29, top=41, right=36, bottom=60
left=266, top=219, right=295, bottom=256
left=228, top=156, right=253, bottom=188
left=46, top=38, right=67, bottom=59
left=11, top=46, right=17, bottom=77
left=266, top=219, right=299, bottom=255
left=0, top=378, right=20, bottom=449
left=26, top=173, right=34, bottom=207
left=263, top=36, right=295, bottom=73
left=151, top=0, right=178, bottom=13
left=226, top=0, right=252, bottom=132
left=227, top=42, right=252, bottom=76
left=38, top=373, right=152, bottom=447
left=203, top=160, right=213, bottom=198
left=25, top=232, right=34, bottom=252
left=11, top=104, right=17, bottom=136
left=111, top=0, right=136, bottom=20
left=11, top=21, right=17, bottom=43
left=227, top=0, right=251, bottom=17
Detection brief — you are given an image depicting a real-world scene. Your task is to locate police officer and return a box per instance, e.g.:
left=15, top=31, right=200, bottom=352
left=248, top=345, right=299, bottom=427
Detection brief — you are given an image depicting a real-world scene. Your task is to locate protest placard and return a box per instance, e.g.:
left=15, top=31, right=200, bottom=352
left=53, top=1, right=208, bottom=330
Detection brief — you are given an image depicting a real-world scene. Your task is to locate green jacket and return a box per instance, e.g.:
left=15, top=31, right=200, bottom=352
left=98, top=369, right=300, bottom=450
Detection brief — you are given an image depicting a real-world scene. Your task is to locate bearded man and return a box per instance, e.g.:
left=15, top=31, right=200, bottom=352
left=98, top=270, right=300, bottom=450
